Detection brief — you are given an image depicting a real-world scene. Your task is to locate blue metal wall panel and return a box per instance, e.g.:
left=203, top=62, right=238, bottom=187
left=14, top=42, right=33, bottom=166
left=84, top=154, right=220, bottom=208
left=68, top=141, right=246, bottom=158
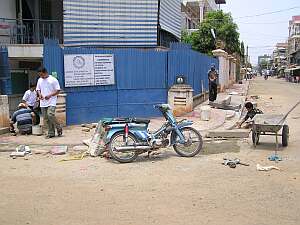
left=66, top=90, right=118, bottom=124
left=0, top=46, right=12, bottom=95
left=43, top=39, right=64, bottom=88
left=118, top=89, right=167, bottom=117
left=43, top=41, right=218, bottom=125
left=116, top=49, right=167, bottom=89
left=167, top=49, right=218, bottom=96
left=62, top=47, right=168, bottom=124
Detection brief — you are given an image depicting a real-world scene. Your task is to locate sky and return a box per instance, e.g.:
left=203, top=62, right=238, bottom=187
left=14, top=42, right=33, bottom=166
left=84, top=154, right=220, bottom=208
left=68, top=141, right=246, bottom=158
left=221, top=0, right=300, bottom=65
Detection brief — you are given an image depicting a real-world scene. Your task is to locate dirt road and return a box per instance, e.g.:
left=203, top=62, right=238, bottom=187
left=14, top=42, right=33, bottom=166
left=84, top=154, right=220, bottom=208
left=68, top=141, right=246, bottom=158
left=0, top=77, right=299, bottom=225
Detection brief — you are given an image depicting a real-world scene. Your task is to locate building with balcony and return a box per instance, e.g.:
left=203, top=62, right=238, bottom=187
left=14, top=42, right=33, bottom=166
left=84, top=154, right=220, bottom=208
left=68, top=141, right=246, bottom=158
left=0, top=0, right=182, bottom=48
left=181, top=0, right=226, bottom=33
left=288, top=15, right=300, bottom=65
left=272, top=42, right=288, bottom=67
left=0, top=0, right=182, bottom=106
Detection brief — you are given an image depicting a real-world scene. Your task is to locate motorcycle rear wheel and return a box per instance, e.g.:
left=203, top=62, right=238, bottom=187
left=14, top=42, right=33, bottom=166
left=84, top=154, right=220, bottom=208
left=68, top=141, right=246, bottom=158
left=172, top=127, right=203, bottom=157
left=108, top=132, right=139, bottom=163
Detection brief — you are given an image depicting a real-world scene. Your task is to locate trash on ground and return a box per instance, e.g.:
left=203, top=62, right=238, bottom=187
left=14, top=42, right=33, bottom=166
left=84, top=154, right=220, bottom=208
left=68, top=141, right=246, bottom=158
left=256, top=164, right=280, bottom=171
left=229, top=91, right=239, bottom=95
left=81, top=123, right=96, bottom=129
left=10, top=145, right=31, bottom=157
left=222, top=158, right=249, bottom=168
left=82, top=128, right=91, bottom=132
left=268, top=154, right=282, bottom=162
left=16, top=145, right=31, bottom=153
left=50, top=146, right=68, bottom=155
left=10, top=151, right=26, bottom=157
left=59, top=151, right=88, bottom=162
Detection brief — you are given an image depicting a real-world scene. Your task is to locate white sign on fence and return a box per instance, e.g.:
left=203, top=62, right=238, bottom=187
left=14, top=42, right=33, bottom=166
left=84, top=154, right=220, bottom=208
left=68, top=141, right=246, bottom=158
left=64, top=54, right=115, bottom=87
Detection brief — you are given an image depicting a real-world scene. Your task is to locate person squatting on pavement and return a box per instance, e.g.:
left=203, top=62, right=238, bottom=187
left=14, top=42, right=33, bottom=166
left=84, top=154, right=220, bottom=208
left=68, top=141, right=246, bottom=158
left=22, top=83, right=40, bottom=125
left=236, top=102, right=263, bottom=129
left=10, top=103, right=35, bottom=135
left=208, top=64, right=218, bottom=104
left=36, top=67, right=63, bottom=139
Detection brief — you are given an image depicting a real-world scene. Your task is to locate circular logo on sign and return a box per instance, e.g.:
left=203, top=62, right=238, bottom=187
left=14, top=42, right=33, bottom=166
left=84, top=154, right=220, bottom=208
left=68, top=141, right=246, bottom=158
left=73, top=56, right=85, bottom=69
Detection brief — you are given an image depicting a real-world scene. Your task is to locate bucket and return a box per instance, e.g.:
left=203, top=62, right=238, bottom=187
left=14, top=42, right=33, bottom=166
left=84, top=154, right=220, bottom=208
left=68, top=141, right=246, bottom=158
left=32, top=125, right=43, bottom=136
left=200, top=106, right=211, bottom=121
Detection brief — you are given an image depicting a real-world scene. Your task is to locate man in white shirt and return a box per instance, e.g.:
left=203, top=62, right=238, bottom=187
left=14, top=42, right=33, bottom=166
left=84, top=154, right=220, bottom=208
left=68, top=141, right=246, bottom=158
left=22, top=84, right=40, bottom=125
left=36, top=67, right=62, bottom=138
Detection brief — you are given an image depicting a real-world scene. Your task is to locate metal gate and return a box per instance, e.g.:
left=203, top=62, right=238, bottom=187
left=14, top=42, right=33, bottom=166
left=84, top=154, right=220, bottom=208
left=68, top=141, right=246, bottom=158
left=44, top=40, right=168, bottom=125
left=43, top=40, right=218, bottom=125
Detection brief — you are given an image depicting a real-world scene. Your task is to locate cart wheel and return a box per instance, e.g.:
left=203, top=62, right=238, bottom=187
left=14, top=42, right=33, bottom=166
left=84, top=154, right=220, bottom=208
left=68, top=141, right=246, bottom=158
left=252, top=131, right=260, bottom=146
left=282, top=125, right=289, bottom=147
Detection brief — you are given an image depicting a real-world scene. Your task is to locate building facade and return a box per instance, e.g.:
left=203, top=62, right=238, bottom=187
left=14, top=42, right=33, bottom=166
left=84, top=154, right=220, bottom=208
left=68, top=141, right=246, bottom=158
left=181, top=0, right=226, bottom=33
left=0, top=0, right=181, bottom=48
left=272, top=43, right=288, bottom=67
left=288, top=15, right=300, bottom=65
left=258, top=54, right=272, bottom=70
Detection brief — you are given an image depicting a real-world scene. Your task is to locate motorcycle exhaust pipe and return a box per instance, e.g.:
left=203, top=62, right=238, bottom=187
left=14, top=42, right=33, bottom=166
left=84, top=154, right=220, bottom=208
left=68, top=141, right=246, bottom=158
left=114, top=146, right=152, bottom=152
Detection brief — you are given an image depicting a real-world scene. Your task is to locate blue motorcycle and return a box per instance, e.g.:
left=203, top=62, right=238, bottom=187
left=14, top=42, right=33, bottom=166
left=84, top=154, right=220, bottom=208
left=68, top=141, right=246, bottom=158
left=101, top=104, right=203, bottom=163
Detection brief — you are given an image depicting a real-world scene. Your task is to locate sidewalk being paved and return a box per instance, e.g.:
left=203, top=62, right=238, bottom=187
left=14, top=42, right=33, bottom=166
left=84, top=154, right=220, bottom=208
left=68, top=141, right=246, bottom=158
left=0, top=81, right=249, bottom=150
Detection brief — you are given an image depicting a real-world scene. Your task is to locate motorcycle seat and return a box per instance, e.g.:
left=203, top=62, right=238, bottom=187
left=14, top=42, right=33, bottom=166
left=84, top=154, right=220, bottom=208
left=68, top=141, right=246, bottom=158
left=133, top=118, right=150, bottom=124
left=102, top=118, right=150, bottom=125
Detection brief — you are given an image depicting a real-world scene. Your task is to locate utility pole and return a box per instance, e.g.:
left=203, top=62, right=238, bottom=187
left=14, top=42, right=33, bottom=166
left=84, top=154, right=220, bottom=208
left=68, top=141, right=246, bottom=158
left=157, top=0, right=161, bottom=46
left=246, top=45, right=249, bottom=67
left=18, top=0, right=23, bottom=44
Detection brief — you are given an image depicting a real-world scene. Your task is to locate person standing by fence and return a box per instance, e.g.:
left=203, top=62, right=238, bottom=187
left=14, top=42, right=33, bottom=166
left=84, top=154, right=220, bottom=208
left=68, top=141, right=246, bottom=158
left=36, top=67, right=62, bottom=138
left=208, top=64, right=218, bottom=104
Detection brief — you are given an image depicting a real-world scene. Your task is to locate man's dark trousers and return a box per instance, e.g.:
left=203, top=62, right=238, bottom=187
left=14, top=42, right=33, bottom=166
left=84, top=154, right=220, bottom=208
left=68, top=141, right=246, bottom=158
left=209, top=81, right=217, bottom=102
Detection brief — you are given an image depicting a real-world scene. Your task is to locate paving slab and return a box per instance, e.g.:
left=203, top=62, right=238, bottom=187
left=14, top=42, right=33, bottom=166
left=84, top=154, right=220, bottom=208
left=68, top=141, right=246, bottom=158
left=206, top=129, right=250, bottom=138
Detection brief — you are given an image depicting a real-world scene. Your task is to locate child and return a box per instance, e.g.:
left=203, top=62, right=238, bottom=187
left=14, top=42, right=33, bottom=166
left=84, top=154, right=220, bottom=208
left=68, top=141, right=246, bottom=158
left=236, top=102, right=263, bottom=128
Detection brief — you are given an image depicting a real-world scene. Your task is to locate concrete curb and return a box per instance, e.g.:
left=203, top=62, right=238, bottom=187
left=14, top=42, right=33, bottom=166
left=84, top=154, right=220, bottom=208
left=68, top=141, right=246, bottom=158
left=0, top=127, right=9, bottom=135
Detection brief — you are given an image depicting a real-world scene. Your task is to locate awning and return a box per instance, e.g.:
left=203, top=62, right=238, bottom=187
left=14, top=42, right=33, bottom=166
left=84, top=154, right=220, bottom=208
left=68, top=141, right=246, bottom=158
left=285, top=66, right=300, bottom=74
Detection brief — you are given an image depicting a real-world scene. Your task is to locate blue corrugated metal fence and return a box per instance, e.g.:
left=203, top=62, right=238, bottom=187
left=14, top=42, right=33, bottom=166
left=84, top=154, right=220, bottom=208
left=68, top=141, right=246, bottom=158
left=0, top=46, right=12, bottom=95
left=43, top=40, right=218, bottom=125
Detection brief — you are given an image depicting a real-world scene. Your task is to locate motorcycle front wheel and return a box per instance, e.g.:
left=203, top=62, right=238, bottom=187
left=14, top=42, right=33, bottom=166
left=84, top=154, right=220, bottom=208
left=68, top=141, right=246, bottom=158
left=172, top=127, right=203, bottom=157
left=108, top=132, right=139, bottom=163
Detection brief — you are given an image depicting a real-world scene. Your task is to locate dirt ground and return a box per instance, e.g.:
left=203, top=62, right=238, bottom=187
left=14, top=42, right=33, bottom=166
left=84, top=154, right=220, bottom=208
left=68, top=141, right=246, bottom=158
left=0, top=77, right=300, bottom=225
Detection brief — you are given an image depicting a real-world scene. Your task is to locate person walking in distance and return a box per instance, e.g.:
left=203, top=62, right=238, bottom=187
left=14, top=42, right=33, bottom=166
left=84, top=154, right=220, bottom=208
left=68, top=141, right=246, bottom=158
left=208, top=64, right=218, bottom=104
left=36, top=67, right=62, bottom=138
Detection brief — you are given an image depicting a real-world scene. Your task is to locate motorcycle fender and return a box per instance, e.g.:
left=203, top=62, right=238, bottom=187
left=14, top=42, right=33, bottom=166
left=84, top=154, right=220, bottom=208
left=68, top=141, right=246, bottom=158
left=177, top=120, right=193, bottom=129
left=105, top=129, right=143, bottom=144
left=105, top=129, right=125, bottom=144
left=170, top=121, right=193, bottom=145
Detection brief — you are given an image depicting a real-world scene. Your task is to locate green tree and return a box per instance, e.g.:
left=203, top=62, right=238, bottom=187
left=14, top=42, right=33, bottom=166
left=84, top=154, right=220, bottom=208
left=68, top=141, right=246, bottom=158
left=182, top=10, right=240, bottom=55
